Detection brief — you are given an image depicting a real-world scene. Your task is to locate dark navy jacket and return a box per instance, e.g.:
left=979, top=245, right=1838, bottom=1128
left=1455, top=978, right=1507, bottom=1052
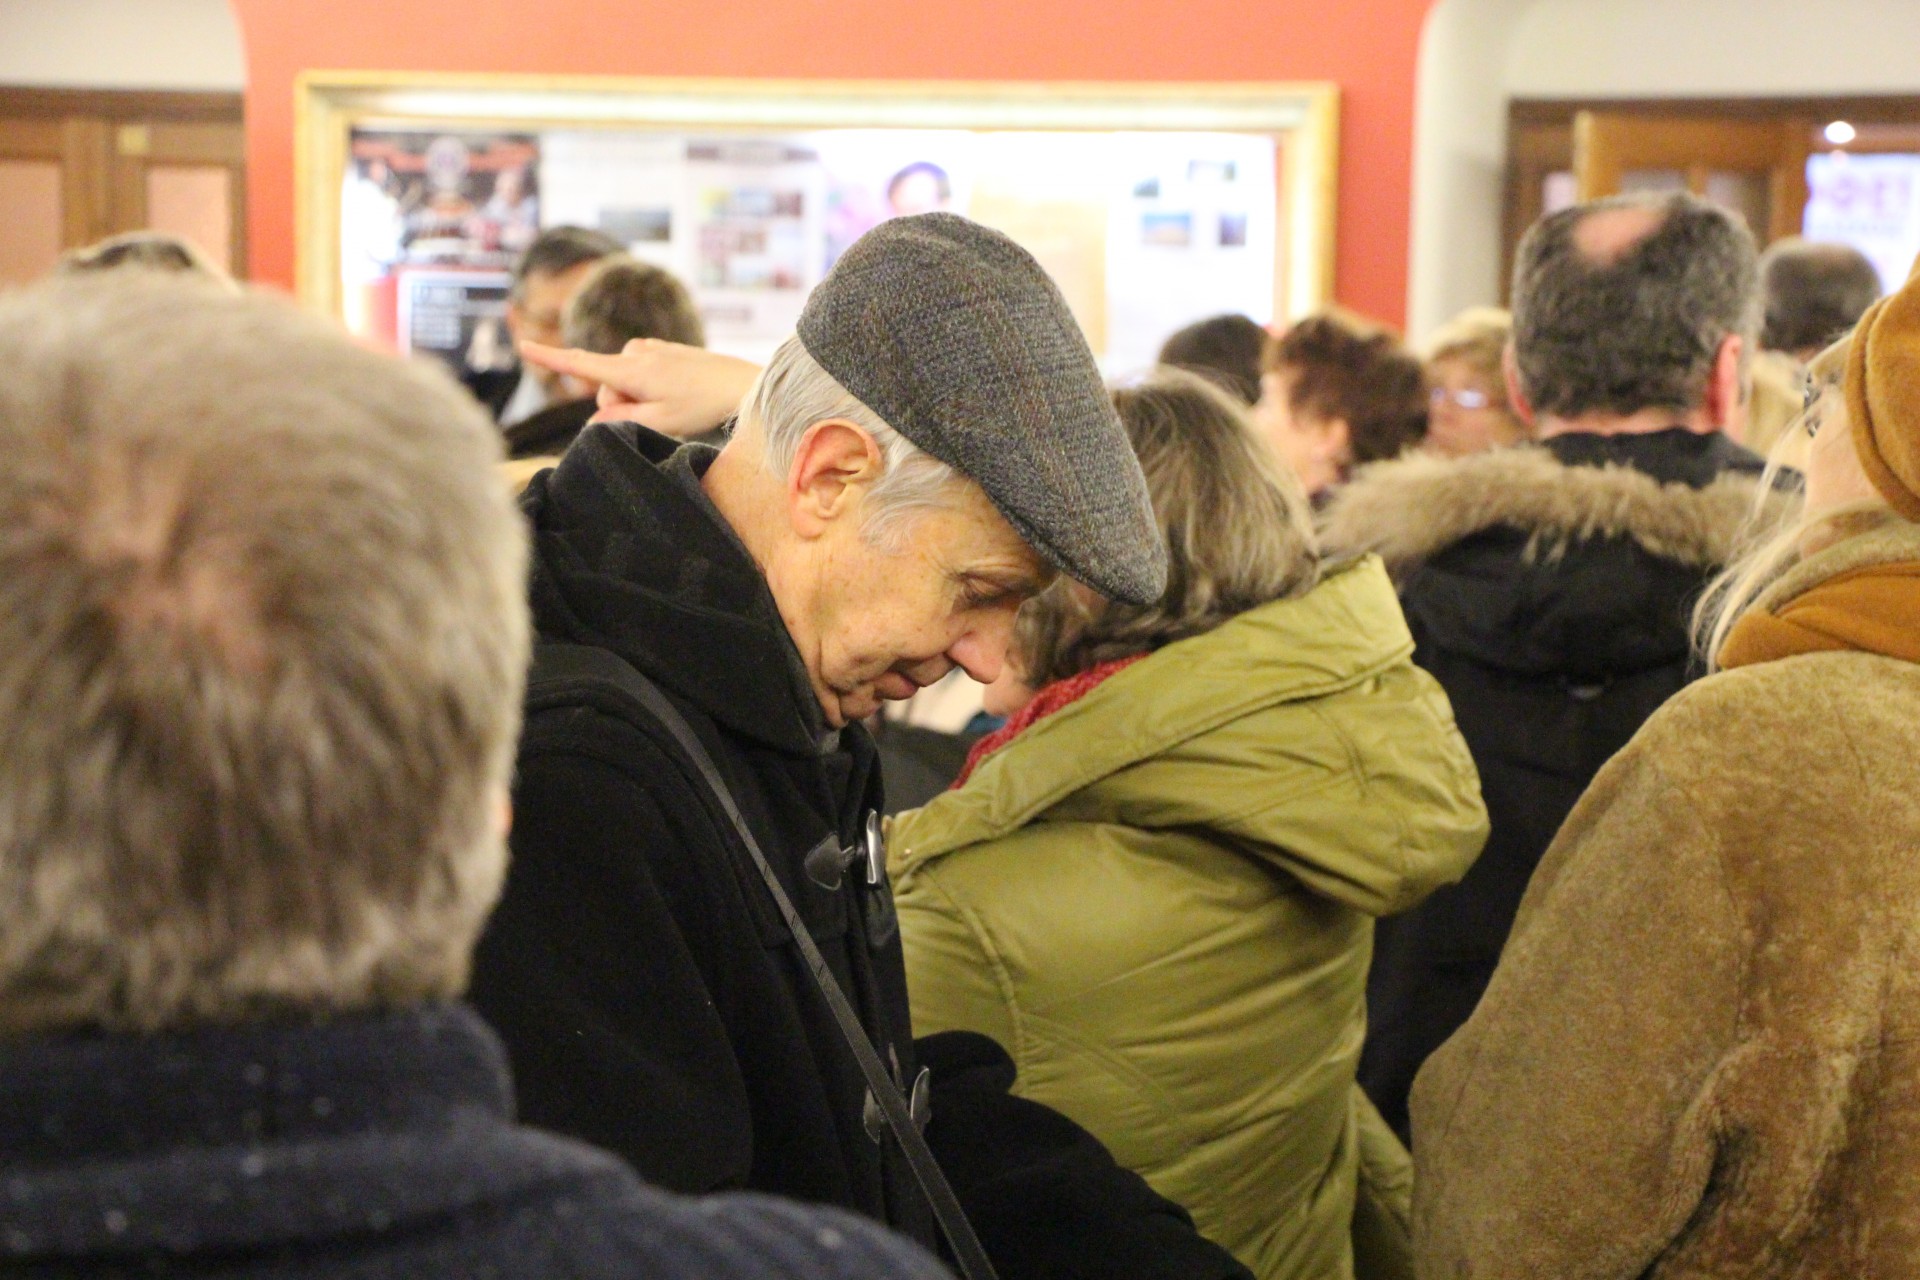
left=0, top=1002, right=948, bottom=1279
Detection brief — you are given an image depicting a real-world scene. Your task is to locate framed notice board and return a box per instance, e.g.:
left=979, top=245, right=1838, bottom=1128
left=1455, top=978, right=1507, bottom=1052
left=297, top=73, right=1338, bottom=373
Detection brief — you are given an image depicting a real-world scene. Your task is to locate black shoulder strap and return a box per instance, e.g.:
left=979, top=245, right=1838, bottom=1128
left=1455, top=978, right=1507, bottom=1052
left=528, top=644, right=999, bottom=1280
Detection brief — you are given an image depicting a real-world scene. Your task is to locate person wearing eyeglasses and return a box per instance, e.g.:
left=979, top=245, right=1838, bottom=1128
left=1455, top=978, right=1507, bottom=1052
left=1420, top=307, right=1530, bottom=457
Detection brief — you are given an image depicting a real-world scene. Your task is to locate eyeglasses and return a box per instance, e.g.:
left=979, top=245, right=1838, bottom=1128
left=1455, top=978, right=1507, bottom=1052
left=1801, top=378, right=1837, bottom=438
left=1429, top=386, right=1494, bottom=411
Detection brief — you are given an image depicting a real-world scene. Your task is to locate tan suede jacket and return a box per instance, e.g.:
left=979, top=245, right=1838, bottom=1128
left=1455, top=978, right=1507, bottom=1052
left=1412, top=522, right=1920, bottom=1278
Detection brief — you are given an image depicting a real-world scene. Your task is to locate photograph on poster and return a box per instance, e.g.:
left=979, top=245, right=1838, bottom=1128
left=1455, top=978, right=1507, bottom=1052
left=341, top=127, right=540, bottom=352
left=344, top=129, right=540, bottom=271
left=538, top=131, right=682, bottom=270
left=395, top=269, right=514, bottom=378
left=813, top=131, right=976, bottom=271
left=340, top=124, right=1278, bottom=373
left=1142, top=212, right=1194, bottom=247
left=685, top=139, right=826, bottom=347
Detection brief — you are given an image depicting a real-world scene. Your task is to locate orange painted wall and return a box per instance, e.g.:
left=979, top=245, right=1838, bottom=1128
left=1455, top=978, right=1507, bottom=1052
left=231, top=0, right=1437, bottom=327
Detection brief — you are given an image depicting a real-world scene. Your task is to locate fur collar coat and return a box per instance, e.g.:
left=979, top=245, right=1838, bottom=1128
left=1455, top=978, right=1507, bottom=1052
left=1320, top=429, right=1779, bottom=1140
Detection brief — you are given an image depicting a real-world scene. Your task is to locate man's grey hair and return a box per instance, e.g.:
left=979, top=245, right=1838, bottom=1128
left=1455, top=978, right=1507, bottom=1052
left=1758, top=237, right=1883, bottom=355
left=737, top=335, right=961, bottom=552
left=1511, top=192, right=1760, bottom=419
left=0, top=276, right=530, bottom=1036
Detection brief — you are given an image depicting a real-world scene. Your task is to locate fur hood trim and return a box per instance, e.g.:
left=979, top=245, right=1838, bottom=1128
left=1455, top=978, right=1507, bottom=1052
left=1319, top=446, right=1786, bottom=577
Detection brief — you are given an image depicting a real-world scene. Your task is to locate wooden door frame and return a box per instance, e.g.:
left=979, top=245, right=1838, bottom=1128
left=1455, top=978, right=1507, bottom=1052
left=1501, top=94, right=1920, bottom=302
left=0, top=87, right=245, bottom=274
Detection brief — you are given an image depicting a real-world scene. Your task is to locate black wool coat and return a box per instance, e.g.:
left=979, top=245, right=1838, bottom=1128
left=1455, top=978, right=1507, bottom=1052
left=1321, top=429, right=1773, bottom=1141
left=0, top=1003, right=949, bottom=1279
left=469, top=424, right=1259, bottom=1280
left=469, top=424, right=929, bottom=1236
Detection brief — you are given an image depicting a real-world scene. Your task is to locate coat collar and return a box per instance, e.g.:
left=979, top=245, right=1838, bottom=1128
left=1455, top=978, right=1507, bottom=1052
left=1319, top=431, right=1781, bottom=580
left=1751, top=516, right=1920, bottom=617
left=892, top=556, right=1413, bottom=863
left=525, top=424, right=832, bottom=756
left=0, top=1005, right=622, bottom=1259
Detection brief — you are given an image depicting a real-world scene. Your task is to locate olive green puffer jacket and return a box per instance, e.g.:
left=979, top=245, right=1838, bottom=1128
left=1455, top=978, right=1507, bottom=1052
left=893, top=556, right=1488, bottom=1280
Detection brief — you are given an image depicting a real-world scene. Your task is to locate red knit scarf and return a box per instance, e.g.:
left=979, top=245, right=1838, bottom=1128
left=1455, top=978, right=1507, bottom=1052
left=953, top=655, right=1148, bottom=789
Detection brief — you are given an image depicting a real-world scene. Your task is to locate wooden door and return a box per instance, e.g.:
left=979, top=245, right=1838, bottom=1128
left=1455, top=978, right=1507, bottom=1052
left=0, top=89, right=244, bottom=287
left=107, top=120, right=247, bottom=275
left=1573, top=112, right=1811, bottom=242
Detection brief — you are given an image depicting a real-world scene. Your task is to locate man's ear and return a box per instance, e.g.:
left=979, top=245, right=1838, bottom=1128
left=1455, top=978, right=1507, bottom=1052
left=787, top=419, right=884, bottom=540
left=503, top=301, right=526, bottom=345
left=1502, top=343, right=1536, bottom=425
left=1705, top=333, right=1748, bottom=438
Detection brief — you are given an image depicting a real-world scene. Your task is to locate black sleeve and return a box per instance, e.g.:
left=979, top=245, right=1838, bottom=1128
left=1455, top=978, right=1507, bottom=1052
left=919, top=1032, right=1255, bottom=1280
left=468, top=732, right=755, bottom=1193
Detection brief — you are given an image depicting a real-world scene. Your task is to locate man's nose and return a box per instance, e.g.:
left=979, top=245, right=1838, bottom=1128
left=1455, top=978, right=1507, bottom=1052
left=947, top=618, right=1014, bottom=687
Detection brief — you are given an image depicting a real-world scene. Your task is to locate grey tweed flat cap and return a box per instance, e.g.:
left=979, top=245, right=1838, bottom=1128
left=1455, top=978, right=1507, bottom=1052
left=796, top=213, right=1167, bottom=606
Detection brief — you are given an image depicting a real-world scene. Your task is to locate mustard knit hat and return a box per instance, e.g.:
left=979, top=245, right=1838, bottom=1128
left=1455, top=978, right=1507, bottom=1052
left=1846, top=253, right=1920, bottom=522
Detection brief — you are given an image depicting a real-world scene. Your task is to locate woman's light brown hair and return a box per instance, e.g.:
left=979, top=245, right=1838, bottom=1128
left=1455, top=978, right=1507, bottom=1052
left=1015, top=368, right=1319, bottom=685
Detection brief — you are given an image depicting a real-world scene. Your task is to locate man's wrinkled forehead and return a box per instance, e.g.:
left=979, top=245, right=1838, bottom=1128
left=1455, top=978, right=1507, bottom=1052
left=944, top=486, right=1057, bottom=592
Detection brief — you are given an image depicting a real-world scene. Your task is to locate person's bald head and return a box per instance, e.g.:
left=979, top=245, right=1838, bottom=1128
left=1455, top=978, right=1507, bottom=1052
left=1511, top=192, right=1759, bottom=422
left=1571, top=201, right=1668, bottom=264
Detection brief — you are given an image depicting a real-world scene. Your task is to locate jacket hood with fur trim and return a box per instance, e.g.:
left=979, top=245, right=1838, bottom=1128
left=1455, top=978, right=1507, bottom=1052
left=1320, top=429, right=1782, bottom=681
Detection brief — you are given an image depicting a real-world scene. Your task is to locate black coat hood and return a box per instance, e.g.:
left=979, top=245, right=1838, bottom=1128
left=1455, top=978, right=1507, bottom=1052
left=1322, top=430, right=1778, bottom=680
left=1330, top=429, right=1785, bottom=1141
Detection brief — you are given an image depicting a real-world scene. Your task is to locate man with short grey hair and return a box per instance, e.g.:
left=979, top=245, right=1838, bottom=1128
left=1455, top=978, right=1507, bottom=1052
left=1325, top=192, right=1779, bottom=1143
left=469, top=214, right=1272, bottom=1278
left=0, top=275, right=950, bottom=1280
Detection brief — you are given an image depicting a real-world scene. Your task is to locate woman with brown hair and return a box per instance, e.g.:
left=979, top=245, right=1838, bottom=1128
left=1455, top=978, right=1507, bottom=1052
left=891, top=368, right=1488, bottom=1280
left=1255, top=310, right=1428, bottom=500
left=1411, top=263, right=1920, bottom=1276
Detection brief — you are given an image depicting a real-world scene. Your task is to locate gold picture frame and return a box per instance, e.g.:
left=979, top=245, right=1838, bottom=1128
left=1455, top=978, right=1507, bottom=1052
left=296, top=70, right=1338, bottom=333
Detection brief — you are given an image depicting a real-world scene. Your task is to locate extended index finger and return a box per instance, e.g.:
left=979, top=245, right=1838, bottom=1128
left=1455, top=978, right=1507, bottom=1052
left=517, top=340, right=634, bottom=388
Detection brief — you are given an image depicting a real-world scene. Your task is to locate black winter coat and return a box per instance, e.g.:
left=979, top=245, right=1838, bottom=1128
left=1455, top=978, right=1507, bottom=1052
left=1320, top=429, right=1773, bottom=1141
left=470, top=424, right=1255, bottom=1280
left=471, top=424, right=925, bottom=1233
left=0, top=1003, right=949, bottom=1279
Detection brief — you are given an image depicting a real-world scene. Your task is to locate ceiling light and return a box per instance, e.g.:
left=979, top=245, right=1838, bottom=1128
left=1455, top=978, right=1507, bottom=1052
left=1824, top=120, right=1858, bottom=146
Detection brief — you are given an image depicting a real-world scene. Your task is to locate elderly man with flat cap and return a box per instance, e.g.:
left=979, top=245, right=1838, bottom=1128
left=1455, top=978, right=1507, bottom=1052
left=469, top=215, right=1248, bottom=1279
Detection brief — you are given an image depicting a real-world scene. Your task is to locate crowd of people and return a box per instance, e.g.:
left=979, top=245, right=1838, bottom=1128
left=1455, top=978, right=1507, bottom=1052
left=0, top=181, right=1914, bottom=1280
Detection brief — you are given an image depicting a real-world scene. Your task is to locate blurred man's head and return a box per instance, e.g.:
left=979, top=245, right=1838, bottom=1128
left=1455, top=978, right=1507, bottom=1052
left=1509, top=192, right=1759, bottom=437
left=704, top=214, right=1163, bottom=728
left=508, top=226, right=622, bottom=389
left=1759, top=237, right=1883, bottom=361
left=0, top=277, right=530, bottom=1037
left=58, top=231, right=229, bottom=284
left=560, top=257, right=705, bottom=397
left=1157, top=313, right=1266, bottom=405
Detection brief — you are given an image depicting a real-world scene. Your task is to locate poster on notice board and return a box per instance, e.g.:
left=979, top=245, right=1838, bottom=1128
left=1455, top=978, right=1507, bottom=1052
left=344, top=124, right=1281, bottom=374
left=340, top=128, right=539, bottom=374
